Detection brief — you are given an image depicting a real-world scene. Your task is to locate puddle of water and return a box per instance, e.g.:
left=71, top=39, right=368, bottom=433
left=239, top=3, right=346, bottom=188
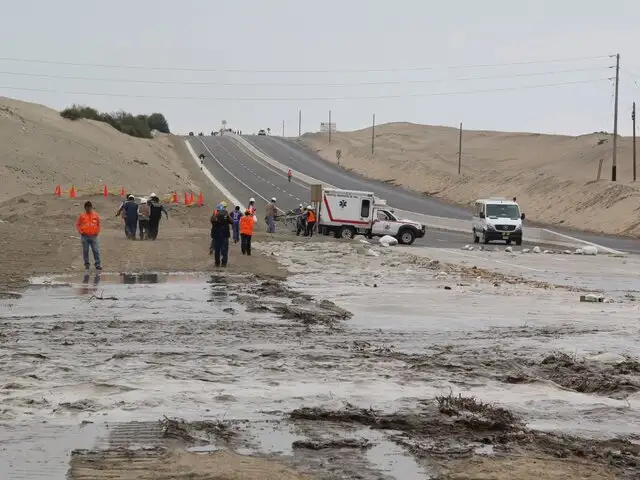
left=360, top=429, right=433, bottom=479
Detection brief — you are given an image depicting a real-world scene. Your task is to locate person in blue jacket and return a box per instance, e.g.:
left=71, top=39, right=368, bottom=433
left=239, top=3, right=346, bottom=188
left=230, top=205, right=242, bottom=244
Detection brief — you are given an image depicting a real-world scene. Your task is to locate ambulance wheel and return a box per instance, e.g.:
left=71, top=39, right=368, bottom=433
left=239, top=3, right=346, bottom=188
left=339, top=226, right=356, bottom=240
left=398, top=229, right=416, bottom=245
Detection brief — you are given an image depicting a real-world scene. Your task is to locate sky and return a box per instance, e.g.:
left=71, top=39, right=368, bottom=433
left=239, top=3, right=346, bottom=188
left=1, top=0, right=639, bottom=136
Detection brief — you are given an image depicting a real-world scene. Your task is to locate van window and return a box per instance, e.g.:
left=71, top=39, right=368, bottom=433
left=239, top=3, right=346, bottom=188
left=486, top=204, right=520, bottom=219
left=473, top=202, right=482, bottom=217
left=361, top=199, right=371, bottom=217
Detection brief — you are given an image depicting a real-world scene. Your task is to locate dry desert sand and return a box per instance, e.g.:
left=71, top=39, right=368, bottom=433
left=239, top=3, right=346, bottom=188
left=299, top=122, right=640, bottom=236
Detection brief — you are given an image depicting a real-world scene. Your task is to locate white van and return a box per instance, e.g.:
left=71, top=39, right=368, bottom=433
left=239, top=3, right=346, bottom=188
left=472, top=197, right=525, bottom=245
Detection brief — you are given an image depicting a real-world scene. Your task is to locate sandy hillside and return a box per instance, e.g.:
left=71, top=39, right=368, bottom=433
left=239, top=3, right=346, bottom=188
left=0, top=96, right=199, bottom=201
left=299, top=122, right=640, bottom=236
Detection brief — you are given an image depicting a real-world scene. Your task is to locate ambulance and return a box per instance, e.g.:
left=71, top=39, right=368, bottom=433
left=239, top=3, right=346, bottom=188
left=316, top=188, right=426, bottom=245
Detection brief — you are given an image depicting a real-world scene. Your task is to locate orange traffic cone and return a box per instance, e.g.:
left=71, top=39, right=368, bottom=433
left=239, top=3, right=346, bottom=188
left=120, top=187, right=125, bottom=198
left=103, top=184, right=109, bottom=197
left=189, top=191, right=195, bottom=205
left=184, top=191, right=190, bottom=205
left=197, top=192, right=204, bottom=206
left=172, top=191, right=178, bottom=203
left=69, top=186, right=76, bottom=198
left=54, top=185, right=61, bottom=196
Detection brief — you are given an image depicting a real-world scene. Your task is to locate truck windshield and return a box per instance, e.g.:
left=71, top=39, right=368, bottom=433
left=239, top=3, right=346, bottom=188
left=486, top=204, right=520, bottom=219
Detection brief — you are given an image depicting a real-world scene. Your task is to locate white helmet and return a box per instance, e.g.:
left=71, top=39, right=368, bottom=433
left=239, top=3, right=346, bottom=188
left=308, top=205, right=315, bottom=210
left=149, top=192, right=156, bottom=197
left=299, top=204, right=303, bottom=208
left=271, top=197, right=276, bottom=202
left=249, top=197, right=255, bottom=203
left=140, top=197, right=148, bottom=204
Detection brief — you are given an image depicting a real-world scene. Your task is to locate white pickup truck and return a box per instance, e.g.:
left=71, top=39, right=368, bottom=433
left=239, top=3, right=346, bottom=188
left=316, top=188, right=426, bottom=245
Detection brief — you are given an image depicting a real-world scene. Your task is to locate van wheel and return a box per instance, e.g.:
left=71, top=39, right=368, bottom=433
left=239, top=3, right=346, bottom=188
left=398, top=229, right=416, bottom=245
left=473, top=229, right=479, bottom=244
left=339, top=226, right=356, bottom=240
left=515, top=238, right=522, bottom=246
left=505, top=239, right=511, bottom=245
left=482, top=232, right=490, bottom=244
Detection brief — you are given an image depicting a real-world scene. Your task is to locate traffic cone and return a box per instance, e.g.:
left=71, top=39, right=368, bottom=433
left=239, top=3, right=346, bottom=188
left=172, top=191, right=178, bottom=203
left=54, top=185, right=61, bottom=196
left=184, top=191, right=189, bottom=205
left=197, top=192, right=204, bottom=206
left=120, top=187, right=125, bottom=198
left=103, top=184, right=109, bottom=197
left=189, top=191, right=195, bottom=205
left=69, top=186, right=76, bottom=198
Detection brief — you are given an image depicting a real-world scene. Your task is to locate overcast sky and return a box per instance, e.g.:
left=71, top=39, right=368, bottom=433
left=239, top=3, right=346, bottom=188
left=1, top=0, right=639, bottom=136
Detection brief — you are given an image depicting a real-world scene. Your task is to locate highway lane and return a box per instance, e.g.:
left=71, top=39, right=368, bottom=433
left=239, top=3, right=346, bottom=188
left=243, top=135, right=640, bottom=254
left=185, top=135, right=568, bottom=252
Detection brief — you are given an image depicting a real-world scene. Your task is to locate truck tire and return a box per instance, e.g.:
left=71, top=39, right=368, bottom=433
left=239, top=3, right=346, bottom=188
left=398, top=228, right=416, bottom=245
left=339, top=226, right=356, bottom=240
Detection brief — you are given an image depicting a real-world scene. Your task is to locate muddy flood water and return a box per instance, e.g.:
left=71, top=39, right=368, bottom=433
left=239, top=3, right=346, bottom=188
left=1, top=240, right=639, bottom=479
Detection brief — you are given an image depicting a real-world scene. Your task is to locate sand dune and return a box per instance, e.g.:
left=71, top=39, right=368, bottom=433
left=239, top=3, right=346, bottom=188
left=299, top=122, right=640, bottom=236
left=0, top=96, right=198, bottom=201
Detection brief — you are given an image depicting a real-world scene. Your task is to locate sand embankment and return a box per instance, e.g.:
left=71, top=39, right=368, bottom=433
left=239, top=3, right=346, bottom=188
left=299, top=122, right=640, bottom=236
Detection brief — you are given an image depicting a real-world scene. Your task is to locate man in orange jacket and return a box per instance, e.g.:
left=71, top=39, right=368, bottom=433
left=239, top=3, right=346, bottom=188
left=76, top=200, right=102, bottom=271
left=239, top=209, right=254, bottom=255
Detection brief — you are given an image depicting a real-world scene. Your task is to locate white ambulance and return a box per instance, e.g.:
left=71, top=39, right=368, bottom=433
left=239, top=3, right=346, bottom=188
left=316, top=188, right=426, bottom=245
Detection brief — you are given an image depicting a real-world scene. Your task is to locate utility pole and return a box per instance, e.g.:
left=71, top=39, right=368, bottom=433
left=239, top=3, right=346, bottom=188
left=282, top=120, right=285, bottom=137
left=372, top=114, right=376, bottom=154
left=458, top=122, right=463, bottom=175
left=612, top=53, right=620, bottom=181
left=298, top=109, right=302, bottom=137
left=633, top=101, right=637, bottom=182
left=328, top=110, right=332, bottom=143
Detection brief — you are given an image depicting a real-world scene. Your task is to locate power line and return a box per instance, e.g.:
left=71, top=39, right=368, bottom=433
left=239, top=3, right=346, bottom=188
left=0, top=54, right=613, bottom=74
left=0, top=66, right=609, bottom=87
left=0, top=78, right=609, bottom=101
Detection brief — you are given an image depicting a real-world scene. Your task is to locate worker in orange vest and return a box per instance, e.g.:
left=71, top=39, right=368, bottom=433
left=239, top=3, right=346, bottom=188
left=239, top=209, right=254, bottom=255
left=305, top=206, right=316, bottom=237
left=75, top=200, right=102, bottom=271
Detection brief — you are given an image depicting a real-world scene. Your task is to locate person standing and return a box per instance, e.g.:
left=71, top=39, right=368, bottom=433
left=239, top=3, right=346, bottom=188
left=76, top=201, right=102, bottom=271
left=296, top=205, right=307, bottom=236
left=210, top=202, right=233, bottom=267
left=148, top=194, right=168, bottom=240
left=137, top=197, right=151, bottom=240
left=239, top=209, right=254, bottom=255
left=265, top=197, right=277, bottom=233
left=116, top=194, right=138, bottom=239
left=306, top=206, right=317, bottom=237
left=230, top=205, right=242, bottom=244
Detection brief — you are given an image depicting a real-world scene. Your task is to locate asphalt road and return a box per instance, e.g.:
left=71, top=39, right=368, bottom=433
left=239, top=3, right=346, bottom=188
left=242, top=135, right=640, bottom=254
left=185, top=135, right=571, bottom=252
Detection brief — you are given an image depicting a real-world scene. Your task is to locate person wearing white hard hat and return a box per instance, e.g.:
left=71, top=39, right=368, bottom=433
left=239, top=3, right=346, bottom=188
left=137, top=197, right=151, bottom=240
left=247, top=197, right=257, bottom=223
left=265, top=197, right=277, bottom=233
left=305, top=205, right=317, bottom=237
left=116, top=194, right=138, bottom=239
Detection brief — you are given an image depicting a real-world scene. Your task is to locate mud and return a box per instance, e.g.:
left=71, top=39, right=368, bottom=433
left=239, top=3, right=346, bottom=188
left=2, top=238, right=640, bottom=479
left=287, top=397, right=639, bottom=479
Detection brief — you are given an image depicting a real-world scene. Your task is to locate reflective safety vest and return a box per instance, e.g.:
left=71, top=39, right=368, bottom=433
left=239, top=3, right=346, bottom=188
left=76, top=211, right=100, bottom=236
left=240, top=215, right=254, bottom=235
left=307, top=211, right=316, bottom=223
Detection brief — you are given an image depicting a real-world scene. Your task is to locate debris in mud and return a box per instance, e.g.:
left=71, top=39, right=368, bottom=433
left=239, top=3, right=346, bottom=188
left=271, top=300, right=352, bottom=325
left=160, top=416, right=236, bottom=442
left=54, top=399, right=101, bottom=412
left=88, top=291, right=118, bottom=301
left=291, top=438, right=372, bottom=450
left=255, top=279, right=310, bottom=300
left=434, top=391, right=522, bottom=431
left=530, top=351, right=640, bottom=399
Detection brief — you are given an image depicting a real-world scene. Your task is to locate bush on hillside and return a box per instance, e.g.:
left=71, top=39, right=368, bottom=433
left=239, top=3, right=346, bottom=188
left=60, top=104, right=171, bottom=139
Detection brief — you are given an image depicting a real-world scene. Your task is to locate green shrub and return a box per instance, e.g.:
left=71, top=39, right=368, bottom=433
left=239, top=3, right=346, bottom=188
left=59, top=104, right=170, bottom=139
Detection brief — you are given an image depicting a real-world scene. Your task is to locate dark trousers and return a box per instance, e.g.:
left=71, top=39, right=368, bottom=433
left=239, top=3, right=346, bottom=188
left=148, top=218, right=159, bottom=240
left=306, top=221, right=316, bottom=237
left=125, top=217, right=137, bottom=239
left=211, top=236, right=229, bottom=266
left=240, top=234, right=252, bottom=255
left=138, top=219, right=150, bottom=240
left=296, top=219, right=306, bottom=236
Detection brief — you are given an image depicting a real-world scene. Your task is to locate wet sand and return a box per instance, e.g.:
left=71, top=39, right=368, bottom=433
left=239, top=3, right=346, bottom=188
left=1, top=239, right=638, bottom=479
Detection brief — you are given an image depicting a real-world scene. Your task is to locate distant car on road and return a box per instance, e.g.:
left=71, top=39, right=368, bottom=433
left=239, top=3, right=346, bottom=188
left=258, top=129, right=266, bottom=136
